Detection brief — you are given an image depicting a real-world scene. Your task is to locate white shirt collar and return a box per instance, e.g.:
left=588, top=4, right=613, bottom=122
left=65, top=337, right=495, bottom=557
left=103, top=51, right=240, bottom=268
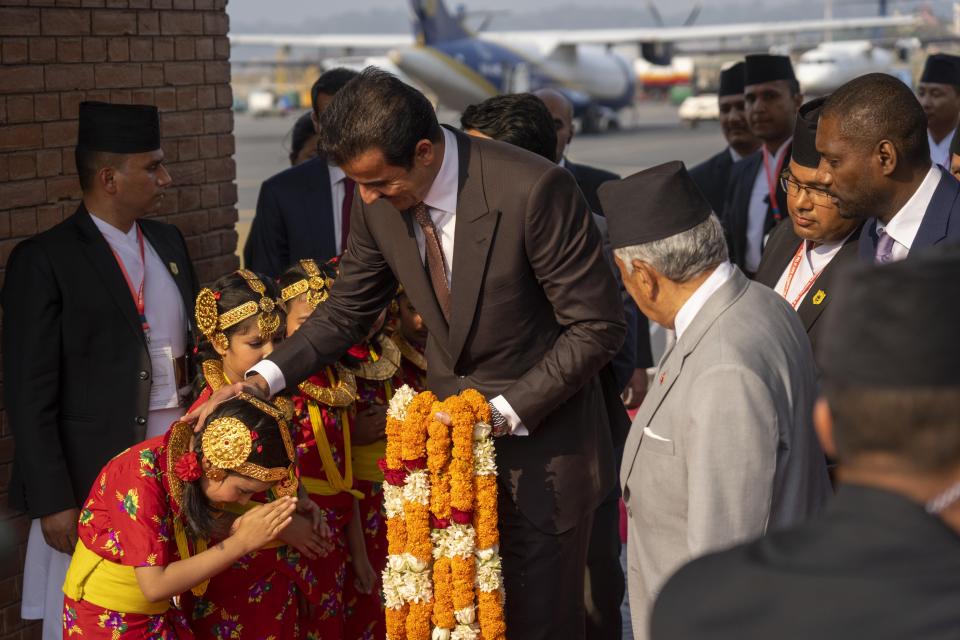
left=673, top=262, right=736, bottom=340
left=422, top=127, right=459, bottom=215
left=765, top=137, right=793, bottom=163
left=329, top=163, right=345, bottom=183
left=729, top=147, right=743, bottom=163
left=928, top=129, right=955, bottom=168
left=89, top=210, right=138, bottom=245
left=878, top=165, right=941, bottom=251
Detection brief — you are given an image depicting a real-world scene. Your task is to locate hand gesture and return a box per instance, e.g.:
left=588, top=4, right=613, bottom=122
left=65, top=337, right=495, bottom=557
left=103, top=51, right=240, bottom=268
left=277, top=513, right=332, bottom=560
left=352, top=553, right=378, bottom=595
left=40, top=508, right=80, bottom=554
left=230, top=496, right=296, bottom=553
left=181, top=375, right=270, bottom=432
left=352, top=404, right=387, bottom=445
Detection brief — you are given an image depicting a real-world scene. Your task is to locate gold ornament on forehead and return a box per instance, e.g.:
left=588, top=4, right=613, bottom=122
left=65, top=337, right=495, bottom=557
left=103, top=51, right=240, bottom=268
left=194, top=270, right=281, bottom=350
left=280, top=259, right=332, bottom=309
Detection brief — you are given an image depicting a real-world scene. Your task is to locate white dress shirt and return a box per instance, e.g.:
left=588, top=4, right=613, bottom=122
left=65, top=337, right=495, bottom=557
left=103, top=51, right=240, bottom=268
left=729, top=147, right=744, bottom=163
left=928, top=129, right=955, bottom=170
left=773, top=237, right=849, bottom=308
left=90, top=213, right=188, bottom=438
left=746, top=139, right=792, bottom=274
left=252, top=128, right=528, bottom=435
left=673, top=261, right=736, bottom=340
left=877, top=165, right=941, bottom=262
left=329, top=164, right=348, bottom=254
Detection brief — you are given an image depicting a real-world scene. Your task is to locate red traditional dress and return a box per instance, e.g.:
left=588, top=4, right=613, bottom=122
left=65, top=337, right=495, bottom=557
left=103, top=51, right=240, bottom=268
left=342, top=335, right=402, bottom=640
left=291, top=365, right=362, bottom=639
left=62, top=429, right=194, bottom=639
left=177, top=363, right=317, bottom=640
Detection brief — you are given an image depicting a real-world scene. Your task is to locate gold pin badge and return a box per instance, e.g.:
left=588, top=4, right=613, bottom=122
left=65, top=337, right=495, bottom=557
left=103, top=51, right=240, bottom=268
left=812, top=290, right=826, bottom=305
left=169, top=262, right=179, bottom=276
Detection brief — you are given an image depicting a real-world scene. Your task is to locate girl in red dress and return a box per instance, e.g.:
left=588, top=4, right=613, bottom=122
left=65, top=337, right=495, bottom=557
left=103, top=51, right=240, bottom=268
left=389, top=287, right=428, bottom=393
left=280, top=258, right=377, bottom=640
left=62, top=394, right=299, bottom=640
left=180, top=269, right=329, bottom=639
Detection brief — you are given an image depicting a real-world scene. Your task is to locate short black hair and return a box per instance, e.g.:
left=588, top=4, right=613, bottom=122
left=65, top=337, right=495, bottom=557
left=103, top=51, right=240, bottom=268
left=822, top=73, right=929, bottom=168
left=317, top=67, right=442, bottom=169
left=288, top=111, right=317, bottom=165
left=310, top=67, right=360, bottom=114
left=75, top=147, right=126, bottom=191
left=460, top=93, right=558, bottom=162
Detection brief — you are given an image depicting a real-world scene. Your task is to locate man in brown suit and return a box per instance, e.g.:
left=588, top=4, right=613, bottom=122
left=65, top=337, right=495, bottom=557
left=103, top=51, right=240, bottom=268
left=191, top=69, right=626, bottom=638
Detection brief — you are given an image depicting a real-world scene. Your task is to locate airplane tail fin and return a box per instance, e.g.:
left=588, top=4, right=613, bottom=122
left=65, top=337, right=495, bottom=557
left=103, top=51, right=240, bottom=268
left=410, top=0, right=471, bottom=45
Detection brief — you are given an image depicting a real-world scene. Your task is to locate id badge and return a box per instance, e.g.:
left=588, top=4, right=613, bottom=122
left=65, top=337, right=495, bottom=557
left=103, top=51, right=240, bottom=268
left=149, top=340, right=180, bottom=410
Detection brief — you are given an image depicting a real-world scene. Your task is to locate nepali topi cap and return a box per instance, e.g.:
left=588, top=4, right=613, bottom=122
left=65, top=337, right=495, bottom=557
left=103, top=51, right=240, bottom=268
left=920, top=53, right=960, bottom=86
left=77, top=101, right=161, bottom=153
left=791, top=96, right=827, bottom=169
left=744, top=54, right=796, bottom=87
left=719, top=61, right=746, bottom=97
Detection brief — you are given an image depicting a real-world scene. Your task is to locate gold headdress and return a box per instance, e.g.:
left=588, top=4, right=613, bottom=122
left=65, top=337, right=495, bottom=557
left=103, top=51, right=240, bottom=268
left=280, top=259, right=333, bottom=309
left=200, top=392, right=298, bottom=497
left=195, top=269, right=282, bottom=351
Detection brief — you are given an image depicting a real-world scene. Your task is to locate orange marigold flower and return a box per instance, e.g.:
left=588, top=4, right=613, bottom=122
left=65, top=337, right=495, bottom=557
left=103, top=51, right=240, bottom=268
left=406, top=600, right=433, bottom=640
left=431, top=556, right=456, bottom=630
left=451, top=555, right=476, bottom=612
left=430, top=471, right=451, bottom=520
left=460, top=388, right=491, bottom=423
left=386, top=515, right=407, bottom=555
left=386, top=415, right=403, bottom=469
left=474, top=474, right=499, bottom=549
left=477, top=590, right=507, bottom=640
left=402, top=391, right=436, bottom=462
left=386, top=604, right=409, bottom=640
left=405, top=502, right=433, bottom=562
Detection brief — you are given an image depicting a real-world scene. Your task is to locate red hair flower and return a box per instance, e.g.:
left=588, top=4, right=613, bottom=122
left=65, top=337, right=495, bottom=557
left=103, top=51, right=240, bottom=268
left=213, top=291, right=221, bottom=300
left=347, top=344, right=370, bottom=360
left=174, top=451, right=202, bottom=482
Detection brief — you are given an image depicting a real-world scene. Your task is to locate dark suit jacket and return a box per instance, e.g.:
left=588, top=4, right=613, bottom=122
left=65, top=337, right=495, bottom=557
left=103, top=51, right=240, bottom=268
left=566, top=160, right=619, bottom=216
left=243, top=156, right=338, bottom=278
left=689, top=147, right=734, bottom=216
left=3, top=205, right=197, bottom=518
left=754, top=219, right=863, bottom=365
left=269, top=128, right=626, bottom=534
left=858, top=167, right=960, bottom=261
left=722, top=146, right=791, bottom=271
left=651, top=485, right=960, bottom=639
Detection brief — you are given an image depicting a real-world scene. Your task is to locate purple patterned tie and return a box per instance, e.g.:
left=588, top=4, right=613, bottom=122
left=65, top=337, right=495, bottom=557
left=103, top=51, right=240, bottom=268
left=875, top=230, right=896, bottom=264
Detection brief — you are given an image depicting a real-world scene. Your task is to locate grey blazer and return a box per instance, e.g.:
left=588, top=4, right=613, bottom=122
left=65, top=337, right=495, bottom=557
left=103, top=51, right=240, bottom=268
left=621, top=267, right=831, bottom=640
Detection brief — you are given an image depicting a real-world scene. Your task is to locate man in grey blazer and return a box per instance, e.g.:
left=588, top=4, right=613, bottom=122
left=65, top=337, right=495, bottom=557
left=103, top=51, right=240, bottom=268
left=599, top=161, right=831, bottom=640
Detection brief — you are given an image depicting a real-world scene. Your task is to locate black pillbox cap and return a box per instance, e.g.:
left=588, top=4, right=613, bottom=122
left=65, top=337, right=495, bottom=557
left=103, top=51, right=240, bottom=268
left=77, top=101, right=161, bottom=153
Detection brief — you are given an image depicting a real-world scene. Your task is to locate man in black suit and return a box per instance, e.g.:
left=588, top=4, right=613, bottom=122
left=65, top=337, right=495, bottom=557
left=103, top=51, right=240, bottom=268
left=650, top=249, right=960, bottom=640
left=3, top=102, right=197, bottom=638
left=815, top=73, right=960, bottom=262
left=917, top=53, right=960, bottom=168
left=754, top=97, right=861, bottom=364
left=243, top=67, right=358, bottom=277
left=689, top=61, right=760, bottom=215
left=722, top=54, right=803, bottom=274
left=534, top=88, right=619, bottom=216
left=193, top=69, right=626, bottom=639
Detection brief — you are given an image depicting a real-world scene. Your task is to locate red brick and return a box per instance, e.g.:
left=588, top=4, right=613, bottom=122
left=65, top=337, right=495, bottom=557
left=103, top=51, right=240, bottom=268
left=141, top=62, right=163, bottom=86
left=28, top=37, right=56, bottom=62
left=46, top=174, right=81, bottom=202
left=196, top=85, right=215, bottom=108
left=0, top=157, right=9, bottom=182
left=158, top=189, right=177, bottom=214
left=160, top=110, right=201, bottom=136
left=34, top=93, right=60, bottom=121
left=37, top=204, right=64, bottom=231
left=217, top=133, right=234, bottom=156
left=42, top=119, right=78, bottom=147
left=45, top=63, right=94, bottom=90
left=163, top=61, right=202, bottom=85
left=176, top=185, right=200, bottom=210
left=130, top=88, right=153, bottom=104
left=175, top=86, right=196, bottom=110
left=197, top=133, right=217, bottom=158
left=0, top=180, right=45, bottom=209
left=160, top=140, right=176, bottom=162
left=177, top=136, right=197, bottom=160
left=137, top=10, right=159, bottom=34
left=81, top=0, right=106, bottom=5
left=196, top=253, right=238, bottom=284
left=61, top=146, right=76, bottom=173
left=199, top=183, right=217, bottom=208
left=40, top=8, right=90, bottom=35
left=160, top=10, right=201, bottom=35
left=95, top=62, right=140, bottom=88
left=129, top=37, right=152, bottom=61
left=128, top=0, right=150, bottom=7
left=219, top=182, right=236, bottom=206
left=10, top=209, right=38, bottom=236
left=36, top=149, right=61, bottom=176
left=83, top=88, right=110, bottom=102
left=0, top=9, right=41, bottom=36
left=208, top=205, right=236, bottom=228
left=215, top=83, right=231, bottom=108
left=8, top=154, right=37, bottom=180
left=213, top=34, right=228, bottom=59
left=152, top=36, right=173, bottom=60
left=204, top=157, right=233, bottom=182
left=0, top=66, right=44, bottom=94
left=57, top=36, right=82, bottom=62
left=173, top=0, right=191, bottom=8
left=59, top=91, right=84, bottom=118
left=204, top=60, right=229, bottom=84
left=194, top=0, right=212, bottom=7
left=169, top=210, right=207, bottom=235
left=194, top=36, right=212, bottom=60
left=0, top=124, right=42, bottom=151
left=109, top=89, right=131, bottom=103
left=219, top=228, right=237, bottom=254
left=202, top=11, right=227, bottom=35
left=6, top=96, right=34, bottom=124
left=2, top=39, right=29, bottom=64
left=168, top=159, right=203, bottom=185
left=152, top=0, right=171, bottom=7
left=153, top=86, right=176, bottom=110
left=91, top=9, right=136, bottom=34
left=203, top=109, right=231, bottom=134
left=107, top=37, right=129, bottom=61
left=82, top=36, right=106, bottom=61
left=173, top=36, right=193, bottom=60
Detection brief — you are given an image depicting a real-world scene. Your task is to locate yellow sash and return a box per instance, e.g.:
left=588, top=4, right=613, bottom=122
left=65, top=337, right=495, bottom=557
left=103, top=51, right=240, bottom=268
left=63, top=539, right=169, bottom=615
left=306, top=400, right=363, bottom=499
left=352, top=441, right=386, bottom=483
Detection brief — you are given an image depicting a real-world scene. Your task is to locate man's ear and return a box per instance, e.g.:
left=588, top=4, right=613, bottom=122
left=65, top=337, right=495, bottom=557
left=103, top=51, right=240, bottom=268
left=635, top=261, right=658, bottom=300
left=877, top=139, right=898, bottom=177
left=814, top=397, right=838, bottom=459
left=99, top=166, right=119, bottom=194
left=414, top=138, right=436, bottom=167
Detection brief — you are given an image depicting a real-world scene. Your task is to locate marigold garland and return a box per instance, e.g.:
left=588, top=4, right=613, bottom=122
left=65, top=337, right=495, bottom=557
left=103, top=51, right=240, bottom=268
left=383, top=385, right=506, bottom=640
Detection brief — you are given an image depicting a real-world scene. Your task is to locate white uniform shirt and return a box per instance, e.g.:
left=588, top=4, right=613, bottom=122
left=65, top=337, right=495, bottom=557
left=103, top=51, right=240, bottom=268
left=329, top=164, right=348, bottom=254
left=928, top=129, right=955, bottom=170
left=773, top=238, right=848, bottom=308
left=877, top=165, right=941, bottom=262
left=745, top=139, right=792, bottom=273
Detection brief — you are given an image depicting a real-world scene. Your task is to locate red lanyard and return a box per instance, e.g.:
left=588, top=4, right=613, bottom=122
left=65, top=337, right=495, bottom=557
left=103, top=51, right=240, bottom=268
left=781, top=241, right=822, bottom=309
left=110, top=224, right=150, bottom=336
left=762, top=145, right=788, bottom=222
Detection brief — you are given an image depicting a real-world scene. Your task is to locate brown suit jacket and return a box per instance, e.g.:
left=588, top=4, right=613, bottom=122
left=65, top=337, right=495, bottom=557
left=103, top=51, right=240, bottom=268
left=269, top=127, right=626, bottom=533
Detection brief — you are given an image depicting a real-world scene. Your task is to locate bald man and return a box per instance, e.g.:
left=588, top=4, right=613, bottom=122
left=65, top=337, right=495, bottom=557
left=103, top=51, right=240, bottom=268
left=535, top=89, right=620, bottom=216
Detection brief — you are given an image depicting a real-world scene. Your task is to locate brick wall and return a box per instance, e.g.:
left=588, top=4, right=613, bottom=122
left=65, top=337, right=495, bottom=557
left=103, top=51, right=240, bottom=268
left=0, top=1, right=239, bottom=637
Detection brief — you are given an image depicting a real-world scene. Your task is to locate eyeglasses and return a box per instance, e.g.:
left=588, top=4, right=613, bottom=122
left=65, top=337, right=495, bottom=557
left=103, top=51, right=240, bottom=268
left=779, top=174, right=837, bottom=207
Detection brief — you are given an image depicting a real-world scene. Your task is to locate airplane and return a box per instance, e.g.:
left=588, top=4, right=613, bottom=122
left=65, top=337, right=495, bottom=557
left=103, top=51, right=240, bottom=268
left=230, top=0, right=917, bottom=130
left=795, top=39, right=915, bottom=95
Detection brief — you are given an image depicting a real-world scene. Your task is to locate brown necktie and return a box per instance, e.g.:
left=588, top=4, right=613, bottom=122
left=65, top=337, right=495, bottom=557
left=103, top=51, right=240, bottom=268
left=411, top=201, right=450, bottom=321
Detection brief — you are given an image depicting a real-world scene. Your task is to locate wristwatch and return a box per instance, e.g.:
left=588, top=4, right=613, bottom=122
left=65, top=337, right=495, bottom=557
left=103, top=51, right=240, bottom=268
left=488, top=402, right=509, bottom=437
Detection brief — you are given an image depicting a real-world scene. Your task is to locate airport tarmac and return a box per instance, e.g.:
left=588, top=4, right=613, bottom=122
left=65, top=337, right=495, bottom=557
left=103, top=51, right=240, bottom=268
left=233, top=102, right=726, bottom=257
